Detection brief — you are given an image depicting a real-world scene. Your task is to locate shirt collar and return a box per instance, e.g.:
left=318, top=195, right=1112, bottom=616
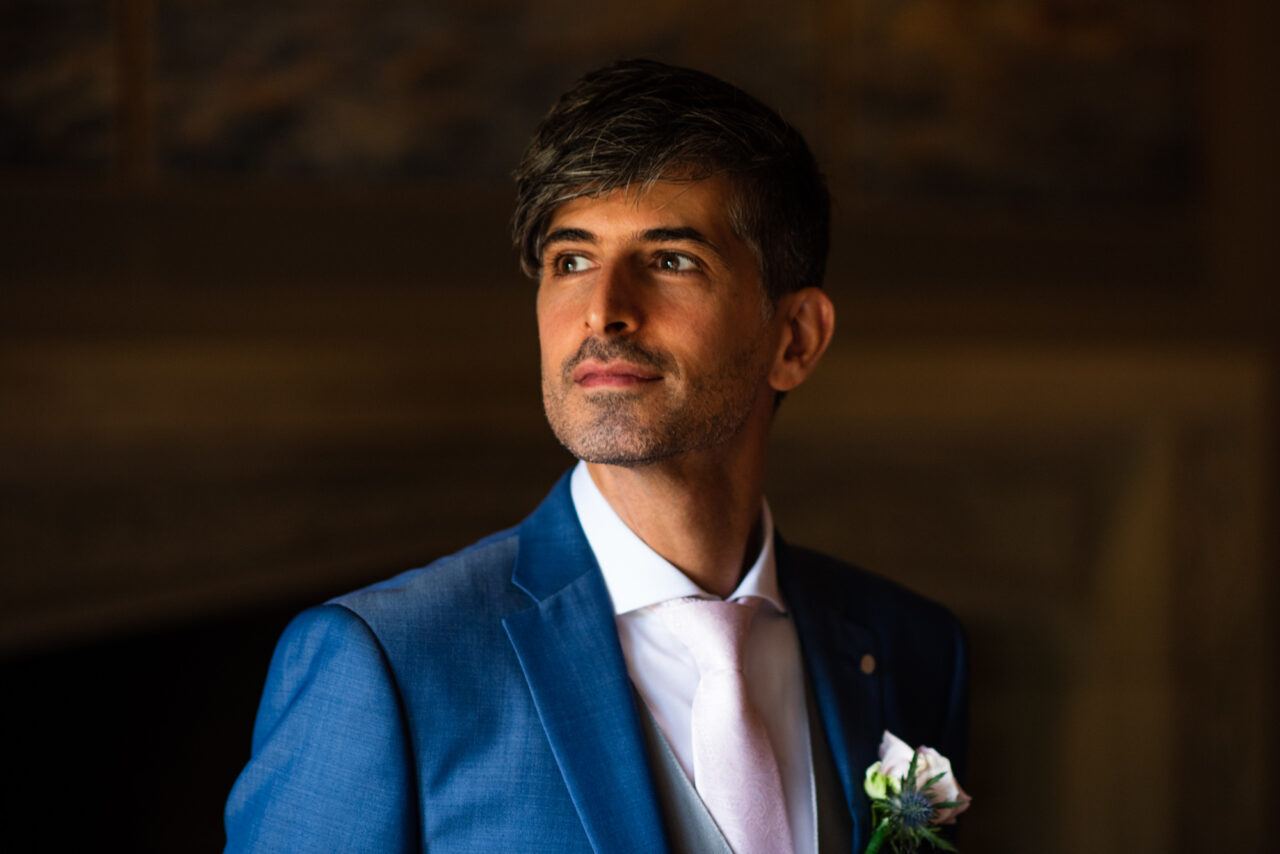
left=569, top=461, right=784, bottom=616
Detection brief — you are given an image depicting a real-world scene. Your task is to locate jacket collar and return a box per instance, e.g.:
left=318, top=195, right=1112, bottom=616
left=778, top=535, right=885, bottom=852
left=504, top=472, right=672, bottom=854
left=505, top=474, right=884, bottom=854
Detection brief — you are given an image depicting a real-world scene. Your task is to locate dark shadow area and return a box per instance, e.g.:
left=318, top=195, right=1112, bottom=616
left=0, top=600, right=321, bottom=854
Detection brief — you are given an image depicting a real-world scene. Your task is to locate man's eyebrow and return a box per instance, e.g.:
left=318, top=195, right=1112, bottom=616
left=541, top=228, right=596, bottom=251
left=640, top=227, right=721, bottom=255
left=540, top=225, right=725, bottom=259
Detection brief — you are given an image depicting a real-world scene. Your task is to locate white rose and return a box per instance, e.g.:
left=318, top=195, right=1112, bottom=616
left=876, top=730, right=972, bottom=825
left=863, top=761, right=895, bottom=800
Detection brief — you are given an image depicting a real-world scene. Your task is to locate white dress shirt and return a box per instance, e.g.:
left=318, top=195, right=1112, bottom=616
left=570, top=462, right=816, bottom=854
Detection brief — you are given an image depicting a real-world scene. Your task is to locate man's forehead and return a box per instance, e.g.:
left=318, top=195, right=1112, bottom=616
left=543, top=176, right=738, bottom=237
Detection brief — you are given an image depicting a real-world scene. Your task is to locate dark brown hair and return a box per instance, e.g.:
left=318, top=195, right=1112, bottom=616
left=512, top=59, right=829, bottom=302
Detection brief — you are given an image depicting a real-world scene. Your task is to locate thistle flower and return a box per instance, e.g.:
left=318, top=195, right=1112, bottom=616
left=862, top=731, right=971, bottom=854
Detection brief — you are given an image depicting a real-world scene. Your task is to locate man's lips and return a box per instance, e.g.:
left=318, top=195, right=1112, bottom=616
left=571, top=361, right=662, bottom=388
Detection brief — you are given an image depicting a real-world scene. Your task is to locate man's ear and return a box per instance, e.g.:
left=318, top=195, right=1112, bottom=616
left=769, top=287, right=835, bottom=393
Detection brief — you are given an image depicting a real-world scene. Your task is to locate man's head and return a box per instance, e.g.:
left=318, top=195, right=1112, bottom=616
left=513, top=59, right=830, bottom=303
left=518, top=60, right=835, bottom=469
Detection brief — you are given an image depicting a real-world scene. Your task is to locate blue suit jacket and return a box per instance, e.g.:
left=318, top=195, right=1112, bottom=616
left=224, top=473, right=969, bottom=853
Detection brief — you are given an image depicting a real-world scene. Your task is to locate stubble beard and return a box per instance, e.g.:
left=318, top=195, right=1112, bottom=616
left=542, top=336, right=768, bottom=468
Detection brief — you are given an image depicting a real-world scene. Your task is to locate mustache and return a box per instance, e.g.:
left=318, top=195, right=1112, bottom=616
left=560, top=337, right=677, bottom=381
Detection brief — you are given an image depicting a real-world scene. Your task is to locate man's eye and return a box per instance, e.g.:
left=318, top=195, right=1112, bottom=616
left=553, top=253, right=592, bottom=275
left=656, top=253, right=697, bottom=273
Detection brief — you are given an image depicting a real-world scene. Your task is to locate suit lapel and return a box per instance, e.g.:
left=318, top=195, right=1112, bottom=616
left=503, top=475, right=671, bottom=854
left=779, top=539, right=885, bottom=853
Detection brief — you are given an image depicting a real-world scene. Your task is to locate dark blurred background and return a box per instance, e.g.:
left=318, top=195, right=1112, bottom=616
left=1, top=1, right=1275, bottom=852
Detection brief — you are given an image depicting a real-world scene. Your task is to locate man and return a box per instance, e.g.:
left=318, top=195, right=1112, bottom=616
left=224, top=59, right=968, bottom=854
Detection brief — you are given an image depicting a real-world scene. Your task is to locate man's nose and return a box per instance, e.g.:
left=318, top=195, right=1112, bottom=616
left=585, top=263, right=643, bottom=336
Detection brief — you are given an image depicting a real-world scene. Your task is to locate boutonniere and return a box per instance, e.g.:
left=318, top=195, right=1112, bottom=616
left=862, top=731, right=972, bottom=853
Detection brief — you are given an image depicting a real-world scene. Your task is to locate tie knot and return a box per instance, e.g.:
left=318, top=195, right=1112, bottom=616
left=658, top=596, right=761, bottom=675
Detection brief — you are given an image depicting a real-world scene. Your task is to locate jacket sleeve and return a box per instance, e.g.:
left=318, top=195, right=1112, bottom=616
left=223, top=604, right=419, bottom=853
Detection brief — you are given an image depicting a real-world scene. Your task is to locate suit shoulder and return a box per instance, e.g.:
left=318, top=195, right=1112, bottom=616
left=784, top=544, right=966, bottom=643
left=325, top=525, right=524, bottom=633
left=227, top=603, right=418, bottom=852
left=783, top=544, right=970, bottom=771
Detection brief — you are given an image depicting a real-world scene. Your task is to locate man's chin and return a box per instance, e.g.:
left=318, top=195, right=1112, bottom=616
left=572, top=451, right=670, bottom=469
left=555, top=434, right=675, bottom=469
left=543, top=397, right=752, bottom=469
left=546, top=398, right=665, bottom=464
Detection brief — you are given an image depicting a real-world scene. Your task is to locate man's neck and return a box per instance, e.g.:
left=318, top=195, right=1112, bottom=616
left=585, top=445, right=768, bottom=599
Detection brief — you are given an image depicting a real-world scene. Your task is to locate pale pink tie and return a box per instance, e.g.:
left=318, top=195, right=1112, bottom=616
left=659, top=597, right=794, bottom=854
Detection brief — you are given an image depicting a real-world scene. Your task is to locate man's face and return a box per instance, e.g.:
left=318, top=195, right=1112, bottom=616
left=536, top=176, right=779, bottom=467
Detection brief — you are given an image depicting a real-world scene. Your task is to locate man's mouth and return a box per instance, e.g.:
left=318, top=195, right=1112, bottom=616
left=571, top=360, right=663, bottom=389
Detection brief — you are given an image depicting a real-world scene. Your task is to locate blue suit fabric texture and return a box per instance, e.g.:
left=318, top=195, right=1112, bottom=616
left=224, top=472, right=969, bottom=853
